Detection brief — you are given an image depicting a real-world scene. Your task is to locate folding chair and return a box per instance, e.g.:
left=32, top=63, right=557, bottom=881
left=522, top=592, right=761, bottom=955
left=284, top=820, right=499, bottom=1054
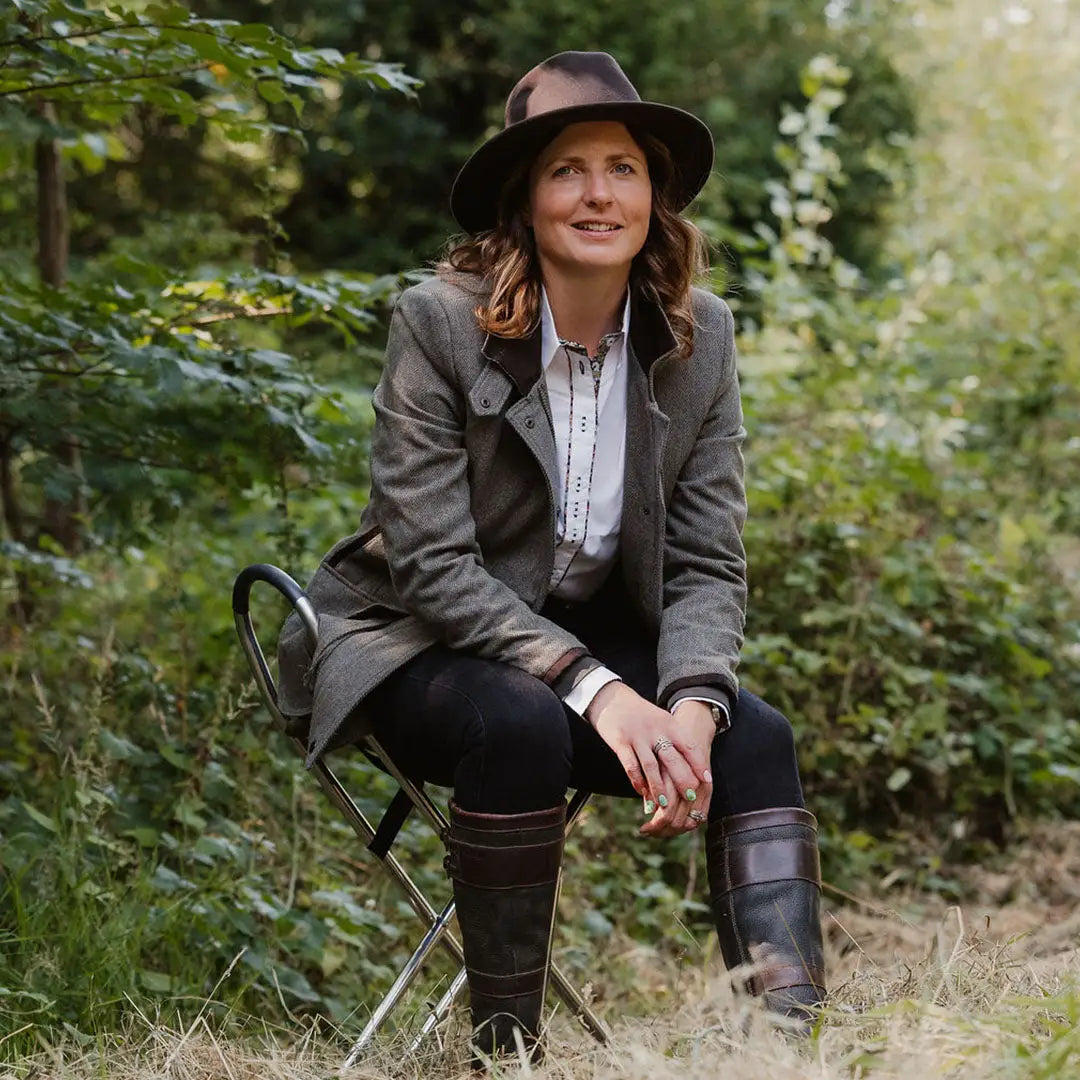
left=232, top=563, right=611, bottom=1065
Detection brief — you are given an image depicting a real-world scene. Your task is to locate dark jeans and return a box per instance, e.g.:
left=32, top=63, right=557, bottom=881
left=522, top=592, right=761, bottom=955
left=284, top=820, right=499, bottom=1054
left=364, top=581, right=804, bottom=820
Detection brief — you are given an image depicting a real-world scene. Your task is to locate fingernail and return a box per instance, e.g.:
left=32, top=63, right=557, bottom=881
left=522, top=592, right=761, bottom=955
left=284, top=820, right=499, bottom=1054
left=685, top=788, right=697, bottom=802
left=658, top=794, right=669, bottom=808
left=704, top=770, right=713, bottom=783
left=644, top=800, right=655, bottom=815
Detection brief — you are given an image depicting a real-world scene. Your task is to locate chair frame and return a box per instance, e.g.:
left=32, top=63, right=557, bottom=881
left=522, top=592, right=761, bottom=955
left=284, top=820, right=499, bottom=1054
left=232, top=563, right=610, bottom=1065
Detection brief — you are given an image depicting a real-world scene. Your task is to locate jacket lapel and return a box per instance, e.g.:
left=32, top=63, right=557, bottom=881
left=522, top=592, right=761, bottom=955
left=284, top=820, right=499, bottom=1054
left=623, top=288, right=678, bottom=624
left=628, top=284, right=678, bottom=376
left=482, top=328, right=560, bottom=513
left=482, top=328, right=543, bottom=396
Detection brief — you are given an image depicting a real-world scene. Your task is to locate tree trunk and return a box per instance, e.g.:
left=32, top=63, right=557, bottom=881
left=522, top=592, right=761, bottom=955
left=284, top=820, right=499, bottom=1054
left=34, top=100, right=68, bottom=289
left=34, top=97, right=87, bottom=553
left=0, top=431, right=32, bottom=623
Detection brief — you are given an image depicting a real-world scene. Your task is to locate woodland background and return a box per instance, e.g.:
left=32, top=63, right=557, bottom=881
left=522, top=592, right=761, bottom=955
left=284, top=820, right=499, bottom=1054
left=1, top=0, right=1079, bottom=1066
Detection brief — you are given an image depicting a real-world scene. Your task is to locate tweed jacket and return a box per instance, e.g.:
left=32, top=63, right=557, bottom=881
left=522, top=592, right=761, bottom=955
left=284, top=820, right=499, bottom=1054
left=277, top=271, right=748, bottom=766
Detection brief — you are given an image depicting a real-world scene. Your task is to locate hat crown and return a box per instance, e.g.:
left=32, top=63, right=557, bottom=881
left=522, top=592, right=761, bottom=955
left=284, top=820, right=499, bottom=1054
left=505, top=52, right=641, bottom=128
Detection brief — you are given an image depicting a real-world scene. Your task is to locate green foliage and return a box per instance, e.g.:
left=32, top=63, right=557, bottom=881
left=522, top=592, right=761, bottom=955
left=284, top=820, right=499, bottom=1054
left=193, top=0, right=913, bottom=274
left=731, top=32, right=1080, bottom=882
left=1, top=259, right=400, bottom=540
left=0, top=0, right=415, bottom=567
left=0, top=1, right=415, bottom=133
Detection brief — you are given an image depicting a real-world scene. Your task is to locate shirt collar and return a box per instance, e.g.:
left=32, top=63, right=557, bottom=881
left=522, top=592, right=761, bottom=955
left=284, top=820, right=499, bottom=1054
left=540, top=285, right=631, bottom=372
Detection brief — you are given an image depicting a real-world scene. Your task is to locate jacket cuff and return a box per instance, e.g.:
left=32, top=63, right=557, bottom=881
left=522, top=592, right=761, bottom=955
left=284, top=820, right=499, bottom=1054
left=547, top=652, right=598, bottom=698
left=661, top=679, right=736, bottom=718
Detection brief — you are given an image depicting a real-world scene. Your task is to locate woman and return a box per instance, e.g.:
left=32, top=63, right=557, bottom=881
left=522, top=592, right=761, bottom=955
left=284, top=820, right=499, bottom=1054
left=278, top=51, right=825, bottom=1058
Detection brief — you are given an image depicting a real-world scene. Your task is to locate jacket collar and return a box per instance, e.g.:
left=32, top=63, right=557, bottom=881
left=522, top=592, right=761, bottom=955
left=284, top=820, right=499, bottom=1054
left=481, top=280, right=678, bottom=395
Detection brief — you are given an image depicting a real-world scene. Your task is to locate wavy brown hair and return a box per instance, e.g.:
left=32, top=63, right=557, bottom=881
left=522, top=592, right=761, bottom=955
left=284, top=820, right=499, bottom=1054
left=438, top=127, right=709, bottom=358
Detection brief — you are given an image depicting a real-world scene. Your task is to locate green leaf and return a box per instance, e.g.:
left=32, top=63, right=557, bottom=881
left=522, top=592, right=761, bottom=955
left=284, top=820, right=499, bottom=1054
left=159, top=744, right=196, bottom=772
left=123, top=827, right=163, bottom=848
left=139, top=969, right=175, bottom=993
left=22, top=802, right=59, bottom=833
left=100, top=730, right=141, bottom=760
left=886, top=767, right=913, bottom=792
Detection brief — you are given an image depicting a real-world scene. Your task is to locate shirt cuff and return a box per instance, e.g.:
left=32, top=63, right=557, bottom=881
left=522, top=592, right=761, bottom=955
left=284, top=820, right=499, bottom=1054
left=564, top=665, right=623, bottom=719
left=670, top=691, right=732, bottom=730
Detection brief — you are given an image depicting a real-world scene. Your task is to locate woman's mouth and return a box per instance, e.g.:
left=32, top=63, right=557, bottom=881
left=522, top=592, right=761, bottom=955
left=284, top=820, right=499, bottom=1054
left=571, top=221, right=622, bottom=233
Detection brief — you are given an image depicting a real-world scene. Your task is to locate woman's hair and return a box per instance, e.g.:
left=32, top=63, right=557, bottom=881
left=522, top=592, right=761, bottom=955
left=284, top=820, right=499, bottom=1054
left=437, top=127, right=709, bottom=358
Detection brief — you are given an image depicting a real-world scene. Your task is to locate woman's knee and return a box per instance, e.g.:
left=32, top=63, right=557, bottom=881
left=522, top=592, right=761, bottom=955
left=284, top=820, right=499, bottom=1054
left=712, top=690, right=798, bottom=771
left=460, top=663, right=572, bottom=775
left=709, top=690, right=805, bottom=815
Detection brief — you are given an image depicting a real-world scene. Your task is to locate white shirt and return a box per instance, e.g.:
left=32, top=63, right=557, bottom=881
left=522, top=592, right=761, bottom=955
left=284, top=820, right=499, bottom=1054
left=540, top=288, right=731, bottom=728
left=541, top=288, right=629, bottom=601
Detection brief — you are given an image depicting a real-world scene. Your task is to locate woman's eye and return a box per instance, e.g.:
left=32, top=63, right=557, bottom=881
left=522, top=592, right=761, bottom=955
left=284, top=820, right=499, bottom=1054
left=552, top=165, right=574, bottom=177
left=612, top=162, right=634, bottom=175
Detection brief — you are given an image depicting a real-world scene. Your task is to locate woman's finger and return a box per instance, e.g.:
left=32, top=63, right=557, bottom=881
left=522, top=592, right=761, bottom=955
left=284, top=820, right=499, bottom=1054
left=696, top=767, right=713, bottom=825
left=668, top=734, right=715, bottom=820
left=668, top=793, right=692, bottom=835
left=673, top=750, right=712, bottom=827
left=652, top=740, right=703, bottom=809
left=670, top=734, right=712, bottom=786
left=612, top=742, right=648, bottom=799
left=633, top=743, right=671, bottom=813
left=639, top=790, right=677, bottom=836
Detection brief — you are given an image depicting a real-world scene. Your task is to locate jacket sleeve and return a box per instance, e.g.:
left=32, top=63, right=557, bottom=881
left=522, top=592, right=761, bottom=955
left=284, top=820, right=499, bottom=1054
left=656, top=299, right=747, bottom=713
left=369, top=284, right=589, bottom=688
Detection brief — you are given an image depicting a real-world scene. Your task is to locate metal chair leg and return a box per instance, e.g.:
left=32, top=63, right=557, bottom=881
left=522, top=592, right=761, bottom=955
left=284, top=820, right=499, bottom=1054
left=407, top=967, right=470, bottom=1055
left=342, top=894, right=459, bottom=1067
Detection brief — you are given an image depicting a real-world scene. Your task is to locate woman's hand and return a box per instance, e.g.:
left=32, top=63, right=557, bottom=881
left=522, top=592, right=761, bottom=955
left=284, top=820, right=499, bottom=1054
left=643, top=701, right=716, bottom=837
left=585, top=682, right=707, bottom=833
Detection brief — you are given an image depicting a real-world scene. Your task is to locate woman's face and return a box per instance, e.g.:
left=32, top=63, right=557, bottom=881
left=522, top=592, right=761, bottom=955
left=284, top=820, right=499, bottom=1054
left=527, top=120, right=652, bottom=278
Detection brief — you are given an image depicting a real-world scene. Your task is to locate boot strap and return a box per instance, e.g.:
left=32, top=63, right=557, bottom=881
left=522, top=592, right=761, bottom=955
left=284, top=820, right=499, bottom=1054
left=720, top=807, right=817, bottom=836
left=723, top=837, right=820, bottom=891
left=467, top=964, right=547, bottom=1000
left=445, top=837, right=563, bottom=888
left=748, top=963, right=826, bottom=995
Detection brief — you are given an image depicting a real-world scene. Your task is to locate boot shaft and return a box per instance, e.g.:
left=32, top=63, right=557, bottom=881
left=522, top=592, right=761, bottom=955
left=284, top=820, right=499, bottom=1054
left=444, top=801, right=566, bottom=1061
left=706, top=807, right=826, bottom=1008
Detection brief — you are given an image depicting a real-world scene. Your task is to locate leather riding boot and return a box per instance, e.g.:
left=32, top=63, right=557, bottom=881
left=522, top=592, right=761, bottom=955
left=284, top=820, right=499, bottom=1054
left=706, top=807, right=826, bottom=1024
left=443, top=800, right=565, bottom=1062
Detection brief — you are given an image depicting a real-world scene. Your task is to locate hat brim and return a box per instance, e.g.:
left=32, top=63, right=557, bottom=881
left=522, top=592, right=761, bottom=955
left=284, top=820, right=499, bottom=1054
left=450, top=100, right=715, bottom=235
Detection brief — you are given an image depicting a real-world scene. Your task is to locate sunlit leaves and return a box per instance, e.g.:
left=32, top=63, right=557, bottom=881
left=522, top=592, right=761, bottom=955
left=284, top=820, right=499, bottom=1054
left=0, top=0, right=418, bottom=146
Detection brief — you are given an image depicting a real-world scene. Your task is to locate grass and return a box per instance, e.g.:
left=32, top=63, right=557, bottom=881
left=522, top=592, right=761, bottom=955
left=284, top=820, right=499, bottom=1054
left=4, top=825, right=1080, bottom=1079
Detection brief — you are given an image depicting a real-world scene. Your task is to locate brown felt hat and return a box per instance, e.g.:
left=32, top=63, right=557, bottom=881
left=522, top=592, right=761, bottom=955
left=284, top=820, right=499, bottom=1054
left=450, top=51, right=714, bottom=235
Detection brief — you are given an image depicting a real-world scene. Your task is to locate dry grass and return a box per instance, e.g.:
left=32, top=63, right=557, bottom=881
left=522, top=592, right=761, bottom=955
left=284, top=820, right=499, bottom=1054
left=6, top=824, right=1080, bottom=1079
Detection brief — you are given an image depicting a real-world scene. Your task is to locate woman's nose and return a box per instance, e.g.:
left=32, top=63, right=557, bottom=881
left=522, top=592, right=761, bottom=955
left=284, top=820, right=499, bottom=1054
left=583, top=170, right=614, bottom=205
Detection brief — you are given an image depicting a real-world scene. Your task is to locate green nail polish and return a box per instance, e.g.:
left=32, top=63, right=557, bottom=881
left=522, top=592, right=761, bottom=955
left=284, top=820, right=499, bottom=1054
left=685, top=788, right=697, bottom=802
left=658, top=794, right=669, bottom=808
left=644, top=800, right=655, bottom=815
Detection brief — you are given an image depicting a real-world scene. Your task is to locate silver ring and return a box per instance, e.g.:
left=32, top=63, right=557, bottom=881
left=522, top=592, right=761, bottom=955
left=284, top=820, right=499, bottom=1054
left=688, top=810, right=706, bottom=823
left=652, top=736, right=673, bottom=755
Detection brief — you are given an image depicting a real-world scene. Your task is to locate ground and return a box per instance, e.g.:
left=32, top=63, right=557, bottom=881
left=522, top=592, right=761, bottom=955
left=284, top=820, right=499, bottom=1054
left=7, top=824, right=1079, bottom=1079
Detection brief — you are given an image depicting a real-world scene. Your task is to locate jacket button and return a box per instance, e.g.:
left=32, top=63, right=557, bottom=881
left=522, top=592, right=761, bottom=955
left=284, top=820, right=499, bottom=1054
left=524, top=416, right=535, bottom=428
left=642, top=507, right=651, bottom=517
left=480, top=396, right=491, bottom=408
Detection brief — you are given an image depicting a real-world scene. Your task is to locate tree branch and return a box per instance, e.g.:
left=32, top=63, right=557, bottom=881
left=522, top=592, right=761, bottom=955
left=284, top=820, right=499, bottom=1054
left=184, top=306, right=293, bottom=327
left=0, top=21, right=150, bottom=47
left=0, top=63, right=208, bottom=99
